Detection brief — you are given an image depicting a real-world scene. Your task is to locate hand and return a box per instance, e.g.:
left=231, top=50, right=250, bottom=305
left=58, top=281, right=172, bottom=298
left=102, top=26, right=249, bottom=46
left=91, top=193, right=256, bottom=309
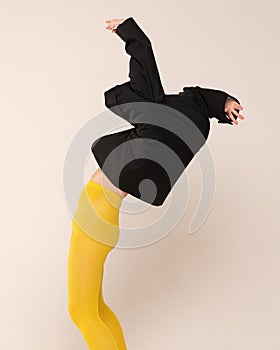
left=105, top=18, right=126, bottom=33
left=224, top=96, right=245, bottom=125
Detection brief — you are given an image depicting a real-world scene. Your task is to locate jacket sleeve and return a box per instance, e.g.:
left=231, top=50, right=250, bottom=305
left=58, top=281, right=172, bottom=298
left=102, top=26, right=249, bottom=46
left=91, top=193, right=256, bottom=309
left=189, top=86, right=241, bottom=125
left=115, top=16, right=151, bottom=46
left=114, top=17, right=165, bottom=102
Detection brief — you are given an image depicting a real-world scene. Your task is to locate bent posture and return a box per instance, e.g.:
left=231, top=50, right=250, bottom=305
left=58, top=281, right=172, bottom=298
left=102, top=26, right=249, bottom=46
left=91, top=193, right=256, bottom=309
left=68, top=16, right=245, bottom=350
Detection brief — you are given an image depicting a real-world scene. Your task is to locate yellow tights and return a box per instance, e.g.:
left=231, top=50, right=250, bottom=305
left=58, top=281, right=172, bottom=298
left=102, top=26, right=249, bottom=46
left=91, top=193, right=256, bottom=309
left=68, top=179, right=127, bottom=350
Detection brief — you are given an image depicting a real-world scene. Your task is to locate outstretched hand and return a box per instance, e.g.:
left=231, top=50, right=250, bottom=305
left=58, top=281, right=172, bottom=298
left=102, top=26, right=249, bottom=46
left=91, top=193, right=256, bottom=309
left=105, top=18, right=126, bottom=33
left=225, top=97, right=245, bottom=125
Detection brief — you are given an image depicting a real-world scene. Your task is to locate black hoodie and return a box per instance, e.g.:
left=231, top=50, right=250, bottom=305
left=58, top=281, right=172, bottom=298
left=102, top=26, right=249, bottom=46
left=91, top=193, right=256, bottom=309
left=91, top=17, right=241, bottom=206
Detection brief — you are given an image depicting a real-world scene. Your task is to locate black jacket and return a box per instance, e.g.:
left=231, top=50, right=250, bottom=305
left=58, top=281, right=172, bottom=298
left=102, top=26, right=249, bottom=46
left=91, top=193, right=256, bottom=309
left=91, top=17, right=241, bottom=206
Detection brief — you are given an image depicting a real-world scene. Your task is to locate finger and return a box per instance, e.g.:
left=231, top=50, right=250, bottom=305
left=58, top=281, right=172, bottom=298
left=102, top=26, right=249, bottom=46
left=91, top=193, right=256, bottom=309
left=235, top=102, right=244, bottom=111
left=232, top=109, right=245, bottom=120
left=228, top=111, right=238, bottom=125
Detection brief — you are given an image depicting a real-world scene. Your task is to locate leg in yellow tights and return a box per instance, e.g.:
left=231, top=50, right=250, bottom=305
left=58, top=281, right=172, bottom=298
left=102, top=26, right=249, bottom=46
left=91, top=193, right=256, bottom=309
left=68, top=179, right=127, bottom=350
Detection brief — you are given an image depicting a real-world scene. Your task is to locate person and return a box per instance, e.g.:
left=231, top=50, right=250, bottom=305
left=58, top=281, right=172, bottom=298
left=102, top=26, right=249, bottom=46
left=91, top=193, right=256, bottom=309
left=67, top=17, right=245, bottom=350
left=91, top=16, right=245, bottom=207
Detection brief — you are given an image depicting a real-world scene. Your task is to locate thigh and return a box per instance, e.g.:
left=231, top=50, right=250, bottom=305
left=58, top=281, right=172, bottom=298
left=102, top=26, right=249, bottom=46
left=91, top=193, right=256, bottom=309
left=72, top=181, right=121, bottom=246
left=68, top=223, right=112, bottom=314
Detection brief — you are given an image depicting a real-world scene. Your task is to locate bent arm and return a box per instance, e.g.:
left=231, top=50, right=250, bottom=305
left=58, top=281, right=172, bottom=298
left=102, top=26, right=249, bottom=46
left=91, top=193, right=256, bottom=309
left=189, top=86, right=241, bottom=125
left=114, top=17, right=165, bottom=102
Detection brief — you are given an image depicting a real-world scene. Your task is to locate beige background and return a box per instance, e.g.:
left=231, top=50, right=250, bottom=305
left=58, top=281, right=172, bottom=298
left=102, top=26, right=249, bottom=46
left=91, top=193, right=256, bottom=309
left=1, top=0, right=279, bottom=349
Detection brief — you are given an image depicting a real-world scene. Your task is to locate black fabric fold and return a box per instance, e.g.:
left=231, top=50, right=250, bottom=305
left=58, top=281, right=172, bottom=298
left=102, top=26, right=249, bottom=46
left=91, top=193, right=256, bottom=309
left=92, top=17, right=241, bottom=206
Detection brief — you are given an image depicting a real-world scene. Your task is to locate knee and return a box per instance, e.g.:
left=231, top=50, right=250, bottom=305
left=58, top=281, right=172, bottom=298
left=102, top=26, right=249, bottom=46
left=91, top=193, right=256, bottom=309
left=68, top=300, right=99, bottom=329
left=68, top=298, right=88, bottom=327
left=68, top=301, right=81, bottom=327
left=68, top=303, right=88, bottom=330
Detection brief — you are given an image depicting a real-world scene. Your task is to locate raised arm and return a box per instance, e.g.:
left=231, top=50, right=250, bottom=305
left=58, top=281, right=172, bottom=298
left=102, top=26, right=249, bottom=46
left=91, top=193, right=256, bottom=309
left=105, top=17, right=165, bottom=102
